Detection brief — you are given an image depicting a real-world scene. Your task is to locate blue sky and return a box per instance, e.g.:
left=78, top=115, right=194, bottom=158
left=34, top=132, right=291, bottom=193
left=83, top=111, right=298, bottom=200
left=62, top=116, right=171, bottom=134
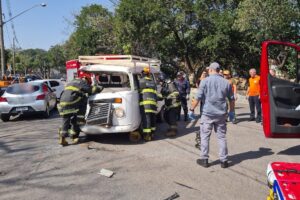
left=2, top=0, right=115, bottom=50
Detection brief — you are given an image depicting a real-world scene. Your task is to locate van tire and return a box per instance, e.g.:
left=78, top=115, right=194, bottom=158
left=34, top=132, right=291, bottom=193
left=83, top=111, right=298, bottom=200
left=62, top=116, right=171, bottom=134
left=1, top=114, right=10, bottom=122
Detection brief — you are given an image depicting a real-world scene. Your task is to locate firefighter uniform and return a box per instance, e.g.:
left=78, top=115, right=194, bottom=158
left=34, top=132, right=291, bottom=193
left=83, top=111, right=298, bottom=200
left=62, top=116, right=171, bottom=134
left=139, top=71, right=159, bottom=141
left=161, top=79, right=180, bottom=137
left=58, top=78, right=102, bottom=146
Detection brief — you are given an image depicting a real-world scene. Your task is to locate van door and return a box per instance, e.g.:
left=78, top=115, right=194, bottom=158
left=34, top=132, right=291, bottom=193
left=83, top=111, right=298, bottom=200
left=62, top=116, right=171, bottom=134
left=260, top=41, right=300, bottom=138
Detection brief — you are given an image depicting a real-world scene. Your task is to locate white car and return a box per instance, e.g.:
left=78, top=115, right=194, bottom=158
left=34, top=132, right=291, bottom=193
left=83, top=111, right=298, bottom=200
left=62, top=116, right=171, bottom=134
left=32, top=79, right=65, bottom=99
left=0, top=82, right=57, bottom=122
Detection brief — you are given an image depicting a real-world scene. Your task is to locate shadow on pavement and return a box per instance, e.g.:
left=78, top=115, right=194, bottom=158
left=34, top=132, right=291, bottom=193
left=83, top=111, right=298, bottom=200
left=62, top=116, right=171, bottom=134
left=277, top=145, right=300, bottom=156
left=9, top=110, right=59, bottom=122
left=83, top=119, right=198, bottom=145
left=236, top=113, right=250, bottom=117
left=210, top=147, right=274, bottom=167
left=235, top=117, right=251, bottom=124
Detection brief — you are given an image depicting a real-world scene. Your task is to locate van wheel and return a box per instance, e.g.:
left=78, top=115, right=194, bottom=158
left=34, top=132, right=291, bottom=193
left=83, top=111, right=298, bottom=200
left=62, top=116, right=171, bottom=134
left=43, top=105, right=50, bottom=118
left=1, top=114, right=10, bottom=122
left=129, top=131, right=142, bottom=143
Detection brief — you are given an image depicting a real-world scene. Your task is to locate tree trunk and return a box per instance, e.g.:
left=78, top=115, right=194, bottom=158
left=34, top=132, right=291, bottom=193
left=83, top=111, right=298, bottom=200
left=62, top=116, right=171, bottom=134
left=184, top=52, right=194, bottom=73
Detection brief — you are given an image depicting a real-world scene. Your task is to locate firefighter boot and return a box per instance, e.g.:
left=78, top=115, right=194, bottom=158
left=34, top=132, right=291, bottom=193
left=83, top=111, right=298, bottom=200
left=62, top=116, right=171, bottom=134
left=68, top=129, right=80, bottom=144
left=58, top=128, right=68, bottom=146
left=143, top=133, right=152, bottom=141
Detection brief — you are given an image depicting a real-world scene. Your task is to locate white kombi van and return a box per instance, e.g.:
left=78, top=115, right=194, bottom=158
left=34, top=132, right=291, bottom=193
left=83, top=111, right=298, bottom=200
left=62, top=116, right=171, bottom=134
left=78, top=55, right=162, bottom=135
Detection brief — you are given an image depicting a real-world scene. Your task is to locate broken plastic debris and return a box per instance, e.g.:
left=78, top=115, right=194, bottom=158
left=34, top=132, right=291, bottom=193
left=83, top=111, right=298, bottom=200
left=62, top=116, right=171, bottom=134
left=164, top=192, right=180, bottom=200
left=98, top=168, right=114, bottom=178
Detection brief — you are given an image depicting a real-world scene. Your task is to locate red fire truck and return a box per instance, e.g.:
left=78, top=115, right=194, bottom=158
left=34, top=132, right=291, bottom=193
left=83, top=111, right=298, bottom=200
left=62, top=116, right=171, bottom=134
left=260, top=40, right=300, bottom=200
left=66, top=60, right=92, bottom=82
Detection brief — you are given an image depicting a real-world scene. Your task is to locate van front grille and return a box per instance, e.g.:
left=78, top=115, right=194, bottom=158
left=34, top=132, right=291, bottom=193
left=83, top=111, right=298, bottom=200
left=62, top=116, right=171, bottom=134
left=86, top=103, right=112, bottom=125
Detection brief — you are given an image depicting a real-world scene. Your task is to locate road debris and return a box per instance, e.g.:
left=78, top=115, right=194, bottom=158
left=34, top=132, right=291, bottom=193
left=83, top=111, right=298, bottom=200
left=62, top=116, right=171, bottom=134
left=163, top=192, right=180, bottom=200
left=98, top=168, right=114, bottom=178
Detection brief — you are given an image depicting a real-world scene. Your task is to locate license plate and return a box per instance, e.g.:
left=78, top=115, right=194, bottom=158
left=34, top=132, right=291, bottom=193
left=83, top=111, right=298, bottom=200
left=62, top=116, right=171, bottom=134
left=16, top=107, right=28, bottom=111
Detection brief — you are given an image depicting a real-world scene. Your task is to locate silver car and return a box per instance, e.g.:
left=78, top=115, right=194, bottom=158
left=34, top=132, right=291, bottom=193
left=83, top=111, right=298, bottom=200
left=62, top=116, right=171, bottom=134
left=0, top=82, right=57, bottom=122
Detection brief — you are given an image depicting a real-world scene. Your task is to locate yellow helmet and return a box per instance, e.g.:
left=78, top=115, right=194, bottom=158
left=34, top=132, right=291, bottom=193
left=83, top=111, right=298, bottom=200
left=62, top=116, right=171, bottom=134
left=142, top=67, right=150, bottom=74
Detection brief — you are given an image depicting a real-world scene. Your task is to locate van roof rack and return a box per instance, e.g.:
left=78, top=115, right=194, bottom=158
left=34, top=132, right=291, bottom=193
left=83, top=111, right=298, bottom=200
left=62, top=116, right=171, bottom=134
left=78, top=55, right=161, bottom=68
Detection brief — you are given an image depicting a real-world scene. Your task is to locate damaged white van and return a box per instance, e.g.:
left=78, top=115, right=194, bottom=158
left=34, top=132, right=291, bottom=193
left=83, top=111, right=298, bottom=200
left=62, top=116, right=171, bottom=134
left=77, top=55, right=162, bottom=136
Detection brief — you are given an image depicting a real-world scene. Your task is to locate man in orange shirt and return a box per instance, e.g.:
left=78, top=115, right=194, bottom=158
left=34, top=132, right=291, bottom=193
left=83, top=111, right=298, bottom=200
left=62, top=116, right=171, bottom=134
left=246, top=68, right=261, bottom=123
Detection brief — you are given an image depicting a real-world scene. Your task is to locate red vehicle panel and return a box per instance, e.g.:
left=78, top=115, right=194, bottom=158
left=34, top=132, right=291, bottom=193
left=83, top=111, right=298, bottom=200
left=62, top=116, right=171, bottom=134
left=260, top=41, right=300, bottom=138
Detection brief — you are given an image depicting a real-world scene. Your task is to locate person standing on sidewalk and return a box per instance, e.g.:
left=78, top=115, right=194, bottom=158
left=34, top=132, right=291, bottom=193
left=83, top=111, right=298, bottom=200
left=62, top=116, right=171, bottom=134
left=223, top=70, right=237, bottom=124
left=246, top=68, right=261, bottom=123
left=189, top=62, right=235, bottom=168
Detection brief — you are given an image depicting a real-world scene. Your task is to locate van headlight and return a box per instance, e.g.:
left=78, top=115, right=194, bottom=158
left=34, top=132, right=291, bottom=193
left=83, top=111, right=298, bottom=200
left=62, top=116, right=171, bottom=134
left=114, top=107, right=125, bottom=118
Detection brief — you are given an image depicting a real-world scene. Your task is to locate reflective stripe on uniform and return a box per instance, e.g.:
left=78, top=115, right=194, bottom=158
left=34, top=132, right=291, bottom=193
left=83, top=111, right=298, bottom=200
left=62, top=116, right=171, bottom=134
left=143, top=128, right=152, bottom=133
left=68, top=129, right=77, bottom=136
left=59, top=96, right=82, bottom=107
left=77, top=115, right=85, bottom=119
left=139, top=100, right=157, bottom=106
left=65, top=86, right=80, bottom=92
left=141, top=88, right=157, bottom=94
left=151, top=127, right=156, bottom=131
left=167, top=92, right=179, bottom=99
left=170, top=125, right=177, bottom=129
left=145, top=109, right=157, bottom=113
left=59, top=108, right=79, bottom=115
left=92, top=86, right=98, bottom=93
left=166, top=102, right=181, bottom=109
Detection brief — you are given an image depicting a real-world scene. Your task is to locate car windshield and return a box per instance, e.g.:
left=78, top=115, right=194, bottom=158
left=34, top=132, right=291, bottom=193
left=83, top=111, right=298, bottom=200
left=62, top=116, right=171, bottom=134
left=6, top=84, right=40, bottom=94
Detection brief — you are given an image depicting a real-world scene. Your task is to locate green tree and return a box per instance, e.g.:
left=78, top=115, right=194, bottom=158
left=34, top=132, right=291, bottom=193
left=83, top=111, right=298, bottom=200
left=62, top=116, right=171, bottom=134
left=47, top=45, right=66, bottom=73
left=233, top=0, right=300, bottom=74
left=64, top=4, right=115, bottom=59
left=115, top=0, right=202, bottom=75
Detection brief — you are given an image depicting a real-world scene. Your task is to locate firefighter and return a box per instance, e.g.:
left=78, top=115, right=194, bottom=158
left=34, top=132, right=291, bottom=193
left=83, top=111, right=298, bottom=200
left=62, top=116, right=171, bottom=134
left=58, top=77, right=103, bottom=146
left=139, top=67, right=160, bottom=141
left=160, top=75, right=181, bottom=137
left=175, top=71, right=190, bottom=121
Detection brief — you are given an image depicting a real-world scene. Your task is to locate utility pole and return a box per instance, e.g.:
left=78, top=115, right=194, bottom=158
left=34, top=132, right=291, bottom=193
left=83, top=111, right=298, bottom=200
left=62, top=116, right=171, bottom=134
left=0, top=0, right=5, bottom=78
left=13, top=37, right=15, bottom=75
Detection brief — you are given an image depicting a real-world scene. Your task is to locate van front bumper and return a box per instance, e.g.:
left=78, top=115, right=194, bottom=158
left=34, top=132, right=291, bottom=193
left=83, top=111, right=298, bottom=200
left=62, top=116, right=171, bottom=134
left=81, top=124, right=140, bottom=134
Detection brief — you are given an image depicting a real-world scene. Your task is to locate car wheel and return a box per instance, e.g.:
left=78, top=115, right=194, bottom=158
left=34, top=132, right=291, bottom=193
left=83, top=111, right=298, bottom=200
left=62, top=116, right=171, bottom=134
left=43, top=105, right=50, bottom=118
left=1, top=114, right=10, bottom=122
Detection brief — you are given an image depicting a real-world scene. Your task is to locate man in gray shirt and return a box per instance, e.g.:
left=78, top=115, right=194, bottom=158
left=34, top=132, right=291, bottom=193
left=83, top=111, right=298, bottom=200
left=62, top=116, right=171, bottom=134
left=189, top=62, right=235, bottom=168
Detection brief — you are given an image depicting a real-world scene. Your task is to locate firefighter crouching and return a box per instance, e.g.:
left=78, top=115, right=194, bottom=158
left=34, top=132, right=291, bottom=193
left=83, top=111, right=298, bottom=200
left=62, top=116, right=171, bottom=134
left=160, top=75, right=181, bottom=137
left=58, top=77, right=103, bottom=146
left=139, top=67, right=161, bottom=141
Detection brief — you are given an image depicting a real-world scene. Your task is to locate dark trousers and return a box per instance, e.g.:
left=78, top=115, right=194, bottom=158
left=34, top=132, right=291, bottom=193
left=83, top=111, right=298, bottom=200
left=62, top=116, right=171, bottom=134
left=164, top=107, right=178, bottom=129
left=141, top=112, right=156, bottom=135
left=178, top=95, right=188, bottom=119
left=61, top=114, right=80, bottom=138
left=248, top=96, right=261, bottom=119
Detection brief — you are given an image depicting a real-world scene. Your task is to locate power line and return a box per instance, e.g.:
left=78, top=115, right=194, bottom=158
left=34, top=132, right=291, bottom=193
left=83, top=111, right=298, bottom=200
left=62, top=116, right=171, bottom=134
left=5, top=0, right=21, bottom=48
left=4, top=24, right=11, bottom=47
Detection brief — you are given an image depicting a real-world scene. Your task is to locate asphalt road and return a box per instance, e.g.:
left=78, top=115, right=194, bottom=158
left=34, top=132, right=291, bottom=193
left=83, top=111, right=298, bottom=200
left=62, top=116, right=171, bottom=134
left=0, top=103, right=299, bottom=200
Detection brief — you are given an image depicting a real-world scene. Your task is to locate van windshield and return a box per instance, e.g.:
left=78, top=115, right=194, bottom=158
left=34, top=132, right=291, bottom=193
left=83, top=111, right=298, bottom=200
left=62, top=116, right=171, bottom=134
left=94, top=72, right=131, bottom=91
